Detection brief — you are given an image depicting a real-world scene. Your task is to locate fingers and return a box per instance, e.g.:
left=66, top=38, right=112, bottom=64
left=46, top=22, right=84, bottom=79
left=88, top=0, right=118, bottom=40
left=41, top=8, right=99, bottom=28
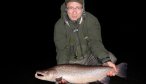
left=106, top=61, right=117, bottom=76
left=107, top=70, right=116, bottom=76
left=113, top=64, right=117, bottom=72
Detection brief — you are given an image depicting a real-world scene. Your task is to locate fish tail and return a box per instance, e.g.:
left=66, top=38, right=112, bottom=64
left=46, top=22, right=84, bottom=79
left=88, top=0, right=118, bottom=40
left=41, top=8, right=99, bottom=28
left=116, top=62, right=128, bottom=78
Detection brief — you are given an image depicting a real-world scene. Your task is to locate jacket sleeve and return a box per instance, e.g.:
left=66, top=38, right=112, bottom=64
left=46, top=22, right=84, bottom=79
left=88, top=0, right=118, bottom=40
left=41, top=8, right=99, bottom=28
left=86, top=13, right=111, bottom=63
left=54, top=19, right=69, bottom=64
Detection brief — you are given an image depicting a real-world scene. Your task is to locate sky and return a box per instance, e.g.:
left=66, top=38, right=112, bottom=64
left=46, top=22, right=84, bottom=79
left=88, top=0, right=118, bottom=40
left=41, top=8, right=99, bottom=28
left=3, top=0, right=145, bottom=84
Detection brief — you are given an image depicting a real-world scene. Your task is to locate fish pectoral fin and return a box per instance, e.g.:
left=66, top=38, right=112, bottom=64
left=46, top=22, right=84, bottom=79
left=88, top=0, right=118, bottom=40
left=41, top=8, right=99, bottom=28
left=56, top=77, right=68, bottom=84
left=56, top=77, right=62, bottom=82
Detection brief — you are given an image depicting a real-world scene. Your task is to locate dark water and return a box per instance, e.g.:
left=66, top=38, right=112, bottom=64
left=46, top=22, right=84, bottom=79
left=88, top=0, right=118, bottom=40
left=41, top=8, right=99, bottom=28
left=3, top=0, right=145, bottom=84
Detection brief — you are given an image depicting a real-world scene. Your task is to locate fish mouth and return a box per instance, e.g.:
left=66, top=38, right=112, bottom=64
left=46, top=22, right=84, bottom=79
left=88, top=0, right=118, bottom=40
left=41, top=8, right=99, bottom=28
left=35, top=72, right=45, bottom=78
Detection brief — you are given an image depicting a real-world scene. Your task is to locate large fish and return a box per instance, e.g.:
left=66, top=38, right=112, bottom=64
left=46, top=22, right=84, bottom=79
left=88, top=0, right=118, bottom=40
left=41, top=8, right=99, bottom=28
left=35, top=63, right=127, bottom=84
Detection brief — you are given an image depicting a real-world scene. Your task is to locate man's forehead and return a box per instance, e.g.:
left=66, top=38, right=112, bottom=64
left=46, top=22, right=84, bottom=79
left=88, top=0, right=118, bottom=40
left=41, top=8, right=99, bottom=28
left=66, top=2, right=82, bottom=7
left=65, top=0, right=83, bottom=5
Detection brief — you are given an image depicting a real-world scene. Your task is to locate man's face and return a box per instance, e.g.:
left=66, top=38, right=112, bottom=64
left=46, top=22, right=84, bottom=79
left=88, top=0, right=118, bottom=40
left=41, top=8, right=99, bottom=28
left=66, top=2, right=83, bottom=21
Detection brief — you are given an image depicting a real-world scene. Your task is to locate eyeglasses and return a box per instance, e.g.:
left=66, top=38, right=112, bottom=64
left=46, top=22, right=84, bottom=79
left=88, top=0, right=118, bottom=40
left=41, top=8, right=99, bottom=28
left=67, top=7, right=83, bottom=11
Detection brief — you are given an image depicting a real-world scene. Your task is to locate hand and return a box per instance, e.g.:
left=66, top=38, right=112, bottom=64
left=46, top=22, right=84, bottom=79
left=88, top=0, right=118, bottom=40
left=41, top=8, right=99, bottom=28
left=104, top=61, right=117, bottom=76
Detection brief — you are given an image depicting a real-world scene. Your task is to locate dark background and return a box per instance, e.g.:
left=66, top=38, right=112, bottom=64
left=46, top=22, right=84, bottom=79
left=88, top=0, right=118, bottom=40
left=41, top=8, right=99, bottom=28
left=2, top=0, right=145, bottom=84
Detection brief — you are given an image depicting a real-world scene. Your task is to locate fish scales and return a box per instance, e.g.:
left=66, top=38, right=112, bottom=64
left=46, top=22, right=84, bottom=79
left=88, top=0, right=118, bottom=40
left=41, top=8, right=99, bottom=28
left=54, top=64, right=112, bottom=83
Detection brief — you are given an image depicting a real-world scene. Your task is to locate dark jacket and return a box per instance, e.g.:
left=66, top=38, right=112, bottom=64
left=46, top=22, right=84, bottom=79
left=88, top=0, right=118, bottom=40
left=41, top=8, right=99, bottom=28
left=54, top=3, right=111, bottom=64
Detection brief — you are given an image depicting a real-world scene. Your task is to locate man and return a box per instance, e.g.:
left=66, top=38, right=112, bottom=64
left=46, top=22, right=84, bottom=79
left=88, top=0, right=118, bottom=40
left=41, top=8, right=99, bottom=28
left=54, top=0, right=117, bottom=83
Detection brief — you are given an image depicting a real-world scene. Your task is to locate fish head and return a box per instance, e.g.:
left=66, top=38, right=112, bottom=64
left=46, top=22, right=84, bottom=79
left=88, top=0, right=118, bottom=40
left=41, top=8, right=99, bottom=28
left=35, top=69, right=56, bottom=82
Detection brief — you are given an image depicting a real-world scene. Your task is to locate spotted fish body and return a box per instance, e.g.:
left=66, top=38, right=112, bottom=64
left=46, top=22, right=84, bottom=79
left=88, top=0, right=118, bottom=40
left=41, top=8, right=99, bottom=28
left=35, top=63, right=127, bottom=84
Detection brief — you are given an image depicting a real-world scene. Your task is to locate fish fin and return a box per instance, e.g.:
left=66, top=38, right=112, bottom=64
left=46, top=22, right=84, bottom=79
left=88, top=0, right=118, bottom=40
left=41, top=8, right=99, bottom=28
left=116, top=62, right=128, bottom=78
left=56, top=77, right=68, bottom=84
left=89, top=81, right=102, bottom=84
left=56, top=77, right=62, bottom=82
left=100, top=77, right=110, bottom=84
